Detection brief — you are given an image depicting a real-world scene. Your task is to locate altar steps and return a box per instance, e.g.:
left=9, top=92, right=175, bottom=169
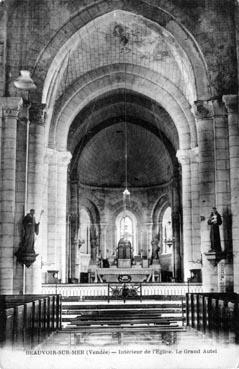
left=63, top=325, right=183, bottom=332
left=61, top=298, right=185, bottom=330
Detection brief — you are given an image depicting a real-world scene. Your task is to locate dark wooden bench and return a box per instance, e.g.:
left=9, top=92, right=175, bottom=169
left=0, top=294, right=61, bottom=348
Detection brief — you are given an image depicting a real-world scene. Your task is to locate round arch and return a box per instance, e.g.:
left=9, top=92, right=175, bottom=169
left=67, top=91, right=179, bottom=154
left=32, top=5, right=210, bottom=101
left=78, top=198, right=101, bottom=226
left=49, top=66, right=196, bottom=151
left=152, top=194, right=170, bottom=236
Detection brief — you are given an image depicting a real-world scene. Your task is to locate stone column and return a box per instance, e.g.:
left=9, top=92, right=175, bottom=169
left=171, top=171, right=182, bottom=281
left=176, top=148, right=192, bottom=281
left=40, top=148, right=54, bottom=283
left=70, top=180, right=79, bottom=281
left=0, top=98, right=20, bottom=293
left=223, top=95, right=239, bottom=292
left=47, top=149, right=58, bottom=271
left=146, top=222, right=153, bottom=259
left=190, top=147, right=201, bottom=266
left=42, top=149, right=54, bottom=259
left=213, top=98, right=232, bottom=291
left=13, top=99, right=31, bottom=293
left=56, top=151, right=72, bottom=283
left=192, top=100, right=217, bottom=291
left=100, top=223, right=107, bottom=258
left=25, top=103, right=46, bottom=294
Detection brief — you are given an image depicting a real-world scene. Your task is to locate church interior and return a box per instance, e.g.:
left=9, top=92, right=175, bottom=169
left=0, top=0, right=239, bottom=368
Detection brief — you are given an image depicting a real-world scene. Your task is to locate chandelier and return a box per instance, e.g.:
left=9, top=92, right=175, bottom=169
left=122, top=68, right=130, bottom=208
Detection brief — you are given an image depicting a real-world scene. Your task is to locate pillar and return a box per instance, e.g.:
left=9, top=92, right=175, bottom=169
left=56, top=151, right=72, bottom=283
left=25, top=103, right=46, bottom=294
left=146, top=222, right=153, bottom=259
left=223, top=95, right=239, bottom=292
left=213, top=98, right=232, bottom=291
left=40, top=148, right=54, bottom=283
left=192, top=100, right=217, bottom=291
left=171, top=170, right=182, bottom=281
left=176, top=148, right=192, bottom=281
left=190, top=147, right=201, bottom=267
left=13, top=99, right=31, bottom=293
left=47, top=149, right=58, bottom=271
left=100, top=223, right=107, bottom=258
left=0, top=98, right=21, bottom=293
left=69, top=180, right=79, bottom=282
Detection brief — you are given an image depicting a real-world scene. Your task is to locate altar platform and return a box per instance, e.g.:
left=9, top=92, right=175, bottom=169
left=89, top=265, right=161, bottom=283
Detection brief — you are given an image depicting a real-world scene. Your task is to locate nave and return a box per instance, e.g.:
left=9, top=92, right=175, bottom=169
left=5, top=296, right=239, bottom=369
left=1, top=1, right=239, bottom=368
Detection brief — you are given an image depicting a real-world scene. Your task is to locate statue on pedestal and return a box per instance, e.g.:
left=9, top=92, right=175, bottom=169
left=151, top=235, right=160, bottom=260
left=207, top=207, right=222, bottom=253
left=15, top=209, right=43, bottom=267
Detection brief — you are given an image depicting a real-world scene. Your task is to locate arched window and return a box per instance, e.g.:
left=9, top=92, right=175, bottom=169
left=115, top=210, right=137, bottom=254
left=78, top=208, right=91, bottom=254
left=120, top=215, right=133, bottom=241
left=162, top=207, right=172, bottom=254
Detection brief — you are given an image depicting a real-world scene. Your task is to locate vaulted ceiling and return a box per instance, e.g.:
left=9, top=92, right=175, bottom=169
left=77, top=122, right=174, bottom=188
left=55, top=10, right=195, bottom=104
left=69, top=90, right=178, bottom=188
left=58, top=10, right=190, bottom=189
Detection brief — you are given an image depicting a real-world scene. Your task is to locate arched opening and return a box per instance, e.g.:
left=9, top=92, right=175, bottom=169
left=2, top=0, right=239, bottom=356
left=74, top=208, right=91, bottom=283
left=162, top=207, right=173, bottom=255
left=25, top=4, right=215, bottom=289
left=115, top=210, right=137, bottom=255
left=78, top=208, right=91, bottom=254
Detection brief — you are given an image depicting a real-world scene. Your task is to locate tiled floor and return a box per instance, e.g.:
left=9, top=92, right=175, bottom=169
left=1, top=327, right=238, bottom=369
left=27, top=326, right=238, bottom=369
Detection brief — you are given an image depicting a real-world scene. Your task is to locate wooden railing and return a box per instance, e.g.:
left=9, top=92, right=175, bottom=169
left=0, top=294, right=61, bottom=348
left=186, top=292, right=239, bottom=343
left=42, top=282, right=203, bottom=298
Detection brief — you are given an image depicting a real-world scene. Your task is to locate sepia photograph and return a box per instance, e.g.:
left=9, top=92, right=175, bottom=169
left=0, top=0, right=239, bottom=368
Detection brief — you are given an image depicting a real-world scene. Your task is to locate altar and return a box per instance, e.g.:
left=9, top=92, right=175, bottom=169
left=88, top=238, right=161, bottom=283
left=91, top=266, right=161, bottom=283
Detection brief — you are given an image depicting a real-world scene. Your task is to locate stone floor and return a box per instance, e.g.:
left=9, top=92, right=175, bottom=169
left=1, top=327, right=236, bottom=369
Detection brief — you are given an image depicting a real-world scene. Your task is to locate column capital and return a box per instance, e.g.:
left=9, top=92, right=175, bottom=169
left=192, top=100, right=214, bottom=120
left=176, top=149, right=191, bottom=165
left=29, top=102, right=47, bottom=125
left=2, top=106, right=19, bottom=119
left=57, top=150, right=72, bottom=166
left=0, top=97, right=23, bottom=119
left=222, top=94, right=238, bottom=114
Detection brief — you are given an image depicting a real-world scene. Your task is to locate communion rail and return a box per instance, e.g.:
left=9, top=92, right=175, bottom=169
left=42, top=282, right=203, bottom=298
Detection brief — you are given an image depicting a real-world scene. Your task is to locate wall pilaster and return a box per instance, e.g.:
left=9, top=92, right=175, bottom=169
left=192, top=100, right=217, bottom=291
left=0, top=97, right=21, bottom=293
left=25, top=102, right=46, bottom=294
left=56, top=150, right=72, bottom=282
left=223, top=94, right=239, bottom=292
left=176, top=148, right=192, bottom=281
